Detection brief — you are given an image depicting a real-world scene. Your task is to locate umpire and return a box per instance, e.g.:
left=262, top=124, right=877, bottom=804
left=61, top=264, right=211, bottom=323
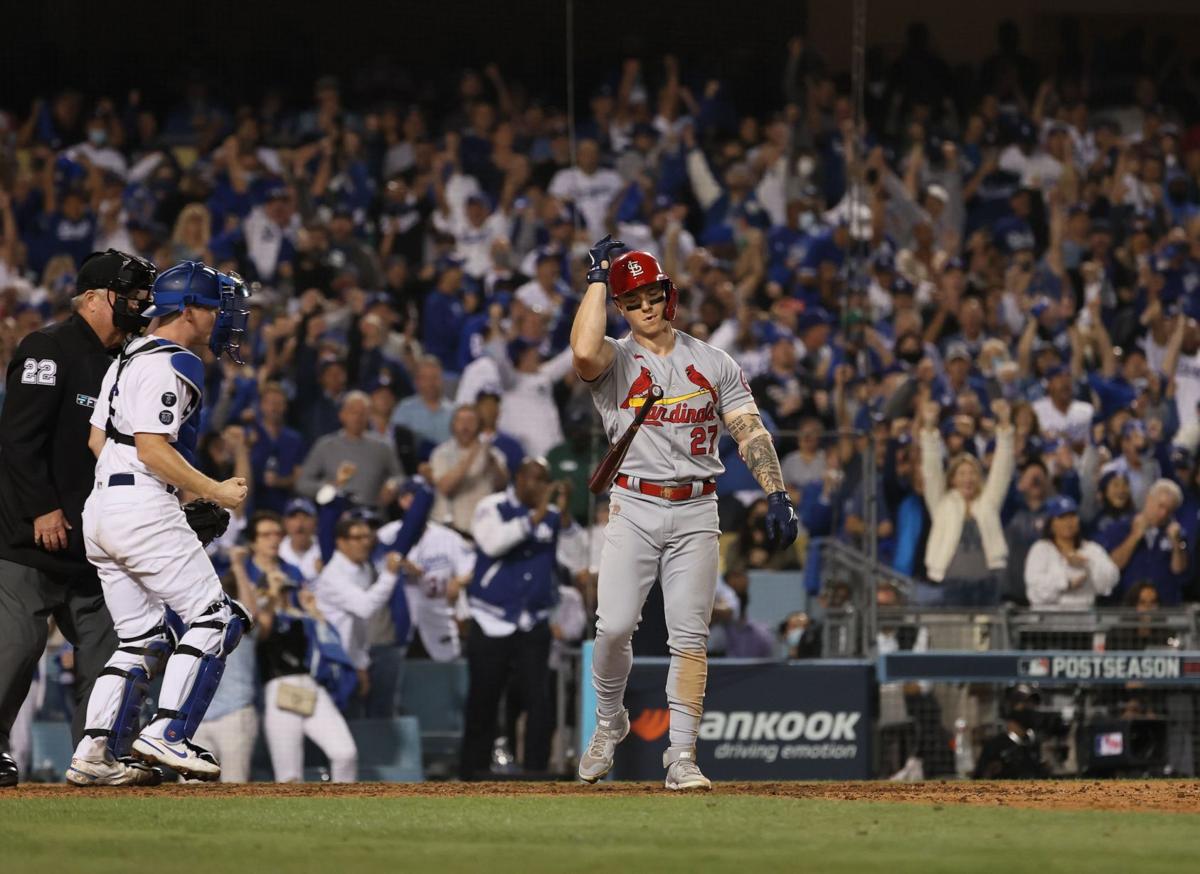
left=0, top=250, right=155, bottom=786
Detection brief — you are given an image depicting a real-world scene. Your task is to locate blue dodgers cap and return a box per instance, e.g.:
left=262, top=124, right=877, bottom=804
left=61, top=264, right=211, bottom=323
left=284, top=497, right=317, bottom=517
left=436, top=254, right=465, bottom=275
left=1041, top=437, right=1066, bottom=455
left=507, top=337, right=541, bottom=363
left=1044, top=364, right=1070, bottom=381
left=754, top=320, right=793, bottom=346
left=1121, top=419, right=1146, bottom=439
left=533, top=246, right=560, bottom=266
left=1044, top=495, right=1079, bottom=519
left=797, top=307, right=833, bottom=333
left=944, top=341, right=972, bottom=363
left=1170, top=445, right=1194, bottom=469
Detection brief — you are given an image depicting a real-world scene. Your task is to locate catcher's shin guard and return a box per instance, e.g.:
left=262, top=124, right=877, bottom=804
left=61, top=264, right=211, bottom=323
left=156, top=596, right=250, bottom=743
left=82, top=620, right=176, bottom=757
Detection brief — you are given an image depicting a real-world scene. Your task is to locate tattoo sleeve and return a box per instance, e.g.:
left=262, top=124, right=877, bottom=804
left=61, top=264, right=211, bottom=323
left=727, top=411, right=786, bottom=494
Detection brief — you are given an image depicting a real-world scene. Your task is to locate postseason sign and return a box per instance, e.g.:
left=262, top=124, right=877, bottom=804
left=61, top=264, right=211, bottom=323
left=880, top=651, right=1200, bottom=685
left=1018, top=653, right=1189, bottom=681
left=611, top=660, right=873, bottom=780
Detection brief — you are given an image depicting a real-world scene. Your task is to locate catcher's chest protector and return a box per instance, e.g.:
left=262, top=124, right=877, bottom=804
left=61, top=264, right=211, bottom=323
left=107, top=338, right=205, bottom=465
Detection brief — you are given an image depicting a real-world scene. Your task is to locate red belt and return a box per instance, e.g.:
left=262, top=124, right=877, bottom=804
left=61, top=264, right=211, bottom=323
left=615, top=474, right=716, bottom=501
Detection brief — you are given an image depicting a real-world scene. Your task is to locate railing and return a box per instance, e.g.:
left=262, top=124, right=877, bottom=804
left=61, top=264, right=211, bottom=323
left=811, top=536, right=919, bottom=656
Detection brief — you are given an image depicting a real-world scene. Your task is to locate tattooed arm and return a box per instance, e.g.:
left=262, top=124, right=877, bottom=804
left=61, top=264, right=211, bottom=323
left=723, top=403, right=786, bottom=494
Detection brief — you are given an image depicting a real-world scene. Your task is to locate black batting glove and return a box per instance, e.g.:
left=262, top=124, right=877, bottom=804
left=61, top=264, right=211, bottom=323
left=586, top=235, right=625, bottom=285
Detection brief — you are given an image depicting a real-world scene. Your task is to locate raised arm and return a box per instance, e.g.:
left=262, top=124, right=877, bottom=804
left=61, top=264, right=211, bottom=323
left=1162, top=313, right=1186, bottom=382
left=980, top=400, right=1014, bottom=508
left=317, top=559, right=401, bottom=619
left=472, top=496, right=534, bottom=557
left=682, top=125, right=723, bottom=210
left=918, top=400, right=947, bottom=510
left=570, top=235, right=623, bottom=381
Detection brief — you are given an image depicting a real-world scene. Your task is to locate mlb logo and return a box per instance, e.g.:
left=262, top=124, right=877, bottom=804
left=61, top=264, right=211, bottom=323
left=1095, top=732, right=1124, bottom=757
left=1020, top=657, right=1050, bottom=678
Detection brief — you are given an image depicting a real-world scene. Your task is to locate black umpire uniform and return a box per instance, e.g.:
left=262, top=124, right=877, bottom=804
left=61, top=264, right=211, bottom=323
left=0, top=251, right=153, bottom=785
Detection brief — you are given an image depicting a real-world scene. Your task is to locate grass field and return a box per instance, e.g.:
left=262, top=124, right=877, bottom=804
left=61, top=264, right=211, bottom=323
left=4, top=782, right=1199, bottom=874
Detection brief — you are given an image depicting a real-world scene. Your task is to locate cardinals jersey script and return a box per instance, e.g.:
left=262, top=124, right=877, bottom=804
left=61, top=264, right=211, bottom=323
left=586, top=330, right=754, bottom=482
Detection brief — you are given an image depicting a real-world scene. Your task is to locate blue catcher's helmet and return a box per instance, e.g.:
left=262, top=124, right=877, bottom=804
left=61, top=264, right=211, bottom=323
left=143, top=261, right=251, bottom=363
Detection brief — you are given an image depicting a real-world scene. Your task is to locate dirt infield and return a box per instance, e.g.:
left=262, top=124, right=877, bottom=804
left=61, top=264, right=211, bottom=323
left=6, top=780, right=1200, bottom=813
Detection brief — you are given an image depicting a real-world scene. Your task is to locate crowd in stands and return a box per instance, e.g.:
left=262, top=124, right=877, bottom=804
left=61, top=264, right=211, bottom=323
left=5, top=19, right=1200, bottom=777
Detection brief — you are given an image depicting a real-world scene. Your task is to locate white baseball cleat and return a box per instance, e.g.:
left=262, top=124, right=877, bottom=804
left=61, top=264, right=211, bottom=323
left=663, top=749, right=712, bottom=791
left=131, top=734, right=221, bottom=781
left=577, top=709, right=630, bottom=784
left=66, top=752, right=161, bottom=787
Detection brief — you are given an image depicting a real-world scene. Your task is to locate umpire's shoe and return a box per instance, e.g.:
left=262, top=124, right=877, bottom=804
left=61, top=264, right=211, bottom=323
left=663, top=748, right=712, bottom=791
left=132, top=734, right=220, bottom=782
left=578, top=709, right=630, bottom=783
left=0, top=752, right=18, bottom=787
left=66, top=752, right=160, bottom=787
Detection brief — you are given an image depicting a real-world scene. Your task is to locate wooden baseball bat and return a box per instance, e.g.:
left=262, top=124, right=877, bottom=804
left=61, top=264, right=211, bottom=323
left=589, top=384, right=663, bottom=494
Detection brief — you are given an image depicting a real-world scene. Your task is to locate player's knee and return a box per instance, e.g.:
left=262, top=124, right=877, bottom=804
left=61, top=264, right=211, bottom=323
left=667, top=634, right=709, bottom=658
left=595, top=613, right=638, bottom=642
left=186, top=595, right=251, bottom=658
left=110, top=619, right=176, bottom=676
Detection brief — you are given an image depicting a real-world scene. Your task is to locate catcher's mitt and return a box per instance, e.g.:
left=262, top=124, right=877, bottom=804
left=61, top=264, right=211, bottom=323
left=183, top=499, right=231, bottom=546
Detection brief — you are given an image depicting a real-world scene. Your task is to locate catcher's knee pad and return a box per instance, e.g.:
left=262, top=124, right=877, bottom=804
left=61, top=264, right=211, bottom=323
left=161, top=596, right=250, bottom=743
left=90, top=620, right=177, bottom=757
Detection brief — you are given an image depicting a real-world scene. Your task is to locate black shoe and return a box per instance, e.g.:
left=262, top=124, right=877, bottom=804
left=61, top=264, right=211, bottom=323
left=0, top=752, right=17, bottom=787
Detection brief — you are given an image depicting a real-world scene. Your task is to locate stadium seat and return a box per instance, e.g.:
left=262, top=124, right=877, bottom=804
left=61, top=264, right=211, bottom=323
left=29, top=721, right=74, bottom=781
left=399, top=660, right=469, bottom=776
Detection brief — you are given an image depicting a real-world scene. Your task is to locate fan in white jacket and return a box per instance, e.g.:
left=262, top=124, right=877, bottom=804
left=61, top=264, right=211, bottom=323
left=919, top=399, right=1015, bottom=583
left=1025, top=495, right=1120, bottom=608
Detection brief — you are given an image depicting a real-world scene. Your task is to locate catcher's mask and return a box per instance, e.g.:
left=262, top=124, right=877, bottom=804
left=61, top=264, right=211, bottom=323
left=143, top=261, right=251, bottom=363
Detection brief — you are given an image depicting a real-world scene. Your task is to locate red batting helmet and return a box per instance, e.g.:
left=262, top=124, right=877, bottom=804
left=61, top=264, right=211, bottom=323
left=608, top=250, right=677, bottom=321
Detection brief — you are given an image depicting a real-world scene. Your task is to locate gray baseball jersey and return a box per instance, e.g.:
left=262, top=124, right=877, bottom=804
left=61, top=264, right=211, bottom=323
left=586, top=330, right=754, bottom=483
left=585, top=329, right=755, bottom=766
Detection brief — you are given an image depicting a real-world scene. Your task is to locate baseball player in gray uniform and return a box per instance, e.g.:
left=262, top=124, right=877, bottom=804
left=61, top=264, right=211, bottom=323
left=571, top=237, right=799, bottom=790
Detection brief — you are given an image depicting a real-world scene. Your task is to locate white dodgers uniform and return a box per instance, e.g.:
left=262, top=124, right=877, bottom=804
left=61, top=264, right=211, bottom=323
left=379, top=519, right=474, bottom=661
left=73, top=334, right=240, bottom=764
left=84, top=335, right=221, bottom=626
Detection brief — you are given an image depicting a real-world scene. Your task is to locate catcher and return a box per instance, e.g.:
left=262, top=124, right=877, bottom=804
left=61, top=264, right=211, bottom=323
left=67, top=261, right=251, bottom=785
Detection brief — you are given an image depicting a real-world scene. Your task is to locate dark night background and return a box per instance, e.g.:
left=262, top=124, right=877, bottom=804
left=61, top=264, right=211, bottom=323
left=2, top=0, right=807, bottom=117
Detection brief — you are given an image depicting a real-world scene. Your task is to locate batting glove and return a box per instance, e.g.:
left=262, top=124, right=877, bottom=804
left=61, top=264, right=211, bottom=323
left=586, top=235, right=625, bottom=285
left=764, top=491, right=800, bottom=550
